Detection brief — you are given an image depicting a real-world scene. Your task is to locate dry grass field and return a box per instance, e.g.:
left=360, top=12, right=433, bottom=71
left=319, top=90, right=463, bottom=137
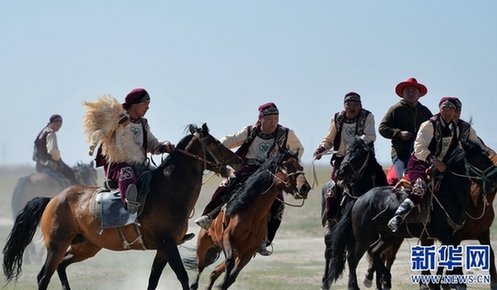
left=0, top=163, right=495, bottom=289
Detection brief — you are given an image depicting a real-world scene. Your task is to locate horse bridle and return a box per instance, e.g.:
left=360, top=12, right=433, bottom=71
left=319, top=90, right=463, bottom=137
left=268, top=163, right=307, bottom=207
left=340, top=151, right=371, bottom=185
left=176, top=132, right=226, bottom=171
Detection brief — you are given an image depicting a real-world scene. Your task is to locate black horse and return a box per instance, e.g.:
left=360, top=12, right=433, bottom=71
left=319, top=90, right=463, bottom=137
left=328, top=141, right=497, bottom=290
left=321, top=138, right=387, bottom=290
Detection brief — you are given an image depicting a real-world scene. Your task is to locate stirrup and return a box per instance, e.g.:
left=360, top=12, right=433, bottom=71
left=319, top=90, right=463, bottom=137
left=125, top=184, right=140, bottom=214
left=195, top=215, right=212, bottom=230
left=257, top=241, right=272, bottom=256
left=387, top=216, right=403, bottom=232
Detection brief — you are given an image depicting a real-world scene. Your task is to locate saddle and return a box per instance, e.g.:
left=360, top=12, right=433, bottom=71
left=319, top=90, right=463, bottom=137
left=90, top=171, right=153, bottom=234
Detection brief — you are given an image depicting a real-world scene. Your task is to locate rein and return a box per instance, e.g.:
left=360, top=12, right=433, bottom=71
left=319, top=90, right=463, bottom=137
left=450, top=162, right=497, bottom=220
left=268, top=166, right=306, bottom=208
left=176, top=132, right=224, bottom=171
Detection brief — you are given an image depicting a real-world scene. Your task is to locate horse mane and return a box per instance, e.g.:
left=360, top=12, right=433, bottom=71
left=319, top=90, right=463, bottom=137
left=225, top=150, right=297, bottom=217
left=157, top=124, right=202, bottom=170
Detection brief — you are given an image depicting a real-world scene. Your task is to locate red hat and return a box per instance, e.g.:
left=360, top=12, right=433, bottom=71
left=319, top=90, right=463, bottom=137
left=438, top=97, right=458, bottom=110
left=258, top=102, right=279, bottom=117
left=395, top=78, right=428, bottom=97
left=344, top=92, right=361, bottom=102
left=49, top=114, right=62, bottom=123
left=122, top=88, right=150, bottom=109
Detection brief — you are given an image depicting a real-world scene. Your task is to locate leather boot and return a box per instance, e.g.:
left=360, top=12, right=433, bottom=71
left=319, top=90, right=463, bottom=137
left=387, top=198, right=415, bottom=232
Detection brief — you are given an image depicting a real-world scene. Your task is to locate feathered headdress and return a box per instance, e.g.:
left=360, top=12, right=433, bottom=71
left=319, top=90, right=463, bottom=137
left=82, top=95, right=126, bottom=156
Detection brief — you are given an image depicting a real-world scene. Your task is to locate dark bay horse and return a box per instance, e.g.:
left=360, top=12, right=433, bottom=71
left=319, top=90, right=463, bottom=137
left=3, top=124, right=242, bottom=290
left=321, top=138, right=387, bottom=290
left=363, top=181, right=497, bottom=290
left=11, top=161, right=99, bottom=219
left=328, top=141, right=497, bottom=290
left=187, top=150, right=311, bottom=290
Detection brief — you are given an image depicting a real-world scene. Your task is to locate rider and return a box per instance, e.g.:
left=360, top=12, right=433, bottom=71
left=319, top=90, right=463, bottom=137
left=387, top=97, right=493, bottom=232
left=453, top=97, right=497, bottom=166
left=194, top=102, right=304, bottom=256
left=33, top=114, right=79, bottom=187
left=313, top=92, right=387, bottom=234
left=94, top=88, right=175, bottom=214
left=379, top=77, right=433, bottom=180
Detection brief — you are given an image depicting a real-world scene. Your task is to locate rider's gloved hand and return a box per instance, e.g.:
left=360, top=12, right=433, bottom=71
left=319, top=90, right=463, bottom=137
left=313, top=146, right=326, bottom=160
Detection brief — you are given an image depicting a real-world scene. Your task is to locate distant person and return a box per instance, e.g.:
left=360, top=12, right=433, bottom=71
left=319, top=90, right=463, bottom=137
left=194, top=102, right=304, bottom=256
left=378, top=77, right=432, bottom=180
left=92, top=88, right=175, bottom=214
left=33, top=114, right=79, bottom=187
left=313, top=92, right=387, bottom=234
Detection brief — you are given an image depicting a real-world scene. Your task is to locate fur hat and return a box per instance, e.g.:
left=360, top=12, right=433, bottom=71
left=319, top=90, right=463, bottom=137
left=258, top=102, right=279, bottom=117
left=122, top=88, right=150, bottom=109
left=395, top=78, right=428, bottom=97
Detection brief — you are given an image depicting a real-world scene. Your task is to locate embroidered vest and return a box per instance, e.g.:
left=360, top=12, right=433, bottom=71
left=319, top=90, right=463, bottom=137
left=332, top=109, right=371, bottom=150
left=427, top=115, right=458, bottom=162
left=33, top=129, right=52, bottom=162
left=235, top=124, right=290, bottom=166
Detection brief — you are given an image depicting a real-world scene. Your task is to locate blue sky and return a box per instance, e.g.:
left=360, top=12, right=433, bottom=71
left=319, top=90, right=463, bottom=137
left=1, top=1, right=496, bottom=168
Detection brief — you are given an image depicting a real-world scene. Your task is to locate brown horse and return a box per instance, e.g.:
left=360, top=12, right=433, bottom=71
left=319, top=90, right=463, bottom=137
left=10, top=161, right=98, bottom=264
left=186, top=150, right=311, bottom=290
left=2, top=124, right=242, bottom=290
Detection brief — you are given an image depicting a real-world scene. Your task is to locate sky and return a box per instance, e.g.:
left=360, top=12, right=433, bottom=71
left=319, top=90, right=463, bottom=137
left=1, top=1, right=497, bottom=169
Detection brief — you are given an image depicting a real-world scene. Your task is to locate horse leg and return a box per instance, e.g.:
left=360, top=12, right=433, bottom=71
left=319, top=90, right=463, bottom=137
left=218, top=245, right=236, bottom=290
left=191, top=234, right=216, bottom=290
left=221, top=252, right=252, bottom=290
left=347, top=242, right=370, bottom=290
left=321, top=219, right=336, bottom=290
left=477, top=229, right=497, bottom=289
left=55, top=242, right=102, bottom=289
left=37, top=239, right=72, bottom=290
left=153, top=237, right=189, bottom=290
left=147, top=251, right=168, bottom=290
left=206, top=260, right=226, bottom=290
left=364, top=239, right=381, bottom=288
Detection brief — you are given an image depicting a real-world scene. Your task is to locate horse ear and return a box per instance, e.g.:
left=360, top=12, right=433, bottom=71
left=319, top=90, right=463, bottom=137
left=188, top=124, right=195, bottom=134
left=202, top=123, right=209, bottom=135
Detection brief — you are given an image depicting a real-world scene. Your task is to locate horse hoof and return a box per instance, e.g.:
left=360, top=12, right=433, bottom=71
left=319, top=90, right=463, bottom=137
left=363, top=276, right=372, bottom=288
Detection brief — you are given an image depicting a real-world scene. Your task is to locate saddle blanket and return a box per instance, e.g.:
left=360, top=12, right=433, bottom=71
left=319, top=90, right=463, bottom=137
left=90, top=189, right=138, bottom=234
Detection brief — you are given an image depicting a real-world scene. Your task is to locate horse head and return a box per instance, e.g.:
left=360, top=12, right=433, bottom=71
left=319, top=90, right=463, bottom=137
left=336, top=138, right=374, bottom=185
left=457, top=141, right=497, bottom=191
left=72, top=161, right=98, bottom=186
left=187, top=123, right=242, bottom=178
left=274, top=150, right=311, bottom=200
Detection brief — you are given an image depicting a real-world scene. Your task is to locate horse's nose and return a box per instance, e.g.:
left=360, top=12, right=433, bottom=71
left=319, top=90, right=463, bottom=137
left=299, top=183, right=311, bottom=198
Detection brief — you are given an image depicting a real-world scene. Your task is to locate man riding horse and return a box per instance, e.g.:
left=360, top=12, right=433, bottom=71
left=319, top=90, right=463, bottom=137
left=313, top=92, right=387, bottom=235
left=33, top=114, right=79, bottom=187
left=388, top=96, right=497, bottom=232
left=87, top=88, right=175, bottom=214
left=194, top=102, right=304, bottom=256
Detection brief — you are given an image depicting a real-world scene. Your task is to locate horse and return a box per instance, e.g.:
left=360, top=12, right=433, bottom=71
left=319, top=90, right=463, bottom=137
left=185, top=150, right=311, bottom=290
left=321, top=138, right=387, bottom=290
left=11, top=161, right=99, bottom=219
left=10, top=161, right=99, bottom=264
left=2, top=123, right=242, bottom=290
left=363, top=181, right=497, bottom=290
left=328, top=141, right=497, bottom=290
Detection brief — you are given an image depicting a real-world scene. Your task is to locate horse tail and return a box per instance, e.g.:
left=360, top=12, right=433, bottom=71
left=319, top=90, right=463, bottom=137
left=3, top=197, right=51, bottom=283
left=10, top=176, right=30, bottom=220
left=183, top=247, right=222, bottom=271
left=328, top=202, right=355, bottom=283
